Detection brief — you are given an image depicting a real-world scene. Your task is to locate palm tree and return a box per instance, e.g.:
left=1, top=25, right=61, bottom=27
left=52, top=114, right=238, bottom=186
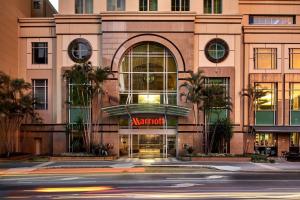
left=240, top=84, right=268, bottom=154
left=88, top=66, right=114, bottom=146
left=202, top=83, right=232, bottom=153
left=0, top=71, right=40, bottom=157
left=180, top=68, right=206, bottom=152
left=63, top=62, right=113, bottom=153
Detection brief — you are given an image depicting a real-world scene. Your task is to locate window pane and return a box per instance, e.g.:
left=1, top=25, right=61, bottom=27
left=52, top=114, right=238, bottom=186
left=181, top=0, right=190, bottom=11
left=119, top=73, right=129, bottom=92
left=256, top=83, right=276, bottom=111
left=168, top=73, right=177, bottom=91
left=149, top=74, right=164, bottom=91
left=167, top=57, right=177, bottom=72
left=291, top=83, right=300, bottom=110
left=32, top=79, right=48, bottom=110
left=149, top=0, right=157, bottom=11
left=204, top=0, right=212, bottom=14
left=290, top=49, right=300, bottom=69
left=255, top=48, right=277, bottom=69
left=149, top=57, right=164, bottom=72
left=32, top=42, right=48, bottom=64
left=214, top=0, right=222, bottom=14
left=172, top=0, right=180, bottom=11
left=117, top=0, right=125, bottom=10
left=139, top=0, right=147, bottom=11
left=132, top=57, right=147, bottom=72
left=75, top=0, right=83, bottom=13
left=120, top=56, right=129, bottom=72
left=251, top=16, right=294, bottom=25
left=132, top=73, right=147, bottom=90
left=290, top=133, right=300, bottom=147
left=85, top=0, right=93, bottom=13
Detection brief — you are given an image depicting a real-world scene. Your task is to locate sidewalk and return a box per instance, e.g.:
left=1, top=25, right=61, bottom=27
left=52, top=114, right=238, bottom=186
left=1, top=157, right=300, bottom=175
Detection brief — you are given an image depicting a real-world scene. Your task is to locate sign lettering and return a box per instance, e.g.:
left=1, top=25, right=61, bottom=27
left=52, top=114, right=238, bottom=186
left=131, top=117, right=165, bottom=126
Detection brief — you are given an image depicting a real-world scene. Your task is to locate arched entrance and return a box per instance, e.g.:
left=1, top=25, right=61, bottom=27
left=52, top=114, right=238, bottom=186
left=119, top=42, right=177, bottom=158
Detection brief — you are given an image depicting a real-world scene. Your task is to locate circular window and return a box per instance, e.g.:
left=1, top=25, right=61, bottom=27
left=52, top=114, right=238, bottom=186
left=205, top=39, right=229, bottom=63
left=68, top=38, right=92, bottom=63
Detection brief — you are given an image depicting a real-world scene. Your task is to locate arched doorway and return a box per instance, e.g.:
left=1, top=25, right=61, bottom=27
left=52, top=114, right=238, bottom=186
left=119, top=42, right=178, bottom=158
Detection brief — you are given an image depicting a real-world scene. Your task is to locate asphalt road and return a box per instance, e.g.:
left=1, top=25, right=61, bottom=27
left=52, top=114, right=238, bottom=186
left=1, top=171, right=300, bottom=199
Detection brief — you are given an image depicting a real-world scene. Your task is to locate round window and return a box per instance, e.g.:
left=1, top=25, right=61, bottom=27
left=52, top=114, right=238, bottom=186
left=205, top=39, right=229, bottom=63
left=68, top=38, right=92, bottom=63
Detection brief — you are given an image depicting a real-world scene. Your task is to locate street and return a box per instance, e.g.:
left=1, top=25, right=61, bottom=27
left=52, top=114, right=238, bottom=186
left=1, top=170, right=300, bottom=199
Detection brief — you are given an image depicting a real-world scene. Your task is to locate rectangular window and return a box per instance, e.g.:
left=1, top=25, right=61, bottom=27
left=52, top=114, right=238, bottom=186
left=290, top=133, right=300, bottom=147
left=107, top=0, right=125, bottom=11
left=33, top=0, right=41, bottom=9
left=32, top=42, right=48, bottom=64
left=254, top=48, right=277, bottom=70
left=205, top=77, right=230, bottom=123
left=204, top=0, right=222, bottom=14
left=249, top=15, right=295, bottom=25
left=255, top=83, right=277, bottom=125
left=75, top=0, right=93, bottom=14
left=139, top=0, right=157, bottom=11
left=289, top=49, right=300, bottom=69
left=32, top=79, right=48, bottom=110
left=171, top=0, right=190, bottom=11
left=290, top=83, right=300, bottom=125
left=255, top=133, right=277, bottom=156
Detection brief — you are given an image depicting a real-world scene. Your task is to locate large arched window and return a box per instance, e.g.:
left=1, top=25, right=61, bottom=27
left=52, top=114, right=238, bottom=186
left=119, top=42, right=177, bottom=105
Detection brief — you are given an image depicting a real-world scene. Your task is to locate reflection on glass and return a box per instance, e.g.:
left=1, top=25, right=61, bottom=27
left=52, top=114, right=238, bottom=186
left=138, top=95, right=160, bottom=104
left=290, top=49, right=300, bottom=69
left=291, top=83, right=300, bottom=110
left=255, top=83, right=276, bottom=111
left=207, top=43, right=225, bottom=60
left=121, top=56, right=129, bottom=72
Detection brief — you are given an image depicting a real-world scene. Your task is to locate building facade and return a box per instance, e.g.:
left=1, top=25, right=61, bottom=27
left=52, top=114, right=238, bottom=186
left=7, top=0, right=300, bottom=157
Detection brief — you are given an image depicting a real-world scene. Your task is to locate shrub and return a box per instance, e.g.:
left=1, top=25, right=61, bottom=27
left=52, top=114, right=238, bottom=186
left=251, top=154, right=268, bottom=163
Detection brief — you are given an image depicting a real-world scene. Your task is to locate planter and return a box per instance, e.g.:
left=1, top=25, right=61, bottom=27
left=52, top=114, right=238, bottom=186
left=50, top=156, right=117, bottom=161
left=180, top=156, right=251, bottom=162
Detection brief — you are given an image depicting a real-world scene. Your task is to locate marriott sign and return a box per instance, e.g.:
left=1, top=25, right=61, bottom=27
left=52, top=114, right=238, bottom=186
left=131, top=117, right=165, bottom=126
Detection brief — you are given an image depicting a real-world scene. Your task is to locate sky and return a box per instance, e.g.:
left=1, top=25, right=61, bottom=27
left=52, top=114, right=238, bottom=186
left=49, top=0, right=59, bottom=11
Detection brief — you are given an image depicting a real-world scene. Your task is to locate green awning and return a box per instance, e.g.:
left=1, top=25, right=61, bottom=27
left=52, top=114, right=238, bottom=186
left=102, top=104, right=190, bottom=117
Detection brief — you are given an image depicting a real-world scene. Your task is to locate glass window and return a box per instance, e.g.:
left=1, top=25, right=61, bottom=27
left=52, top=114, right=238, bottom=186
left=33, top=0, right=41, bottom=9
left=68, top=38, right=92, bottom=63
left=32, top=42, right=48, bottom=64
left=290, top=133, right=300, bottom=147
left=139, top=0, right=157, bottom=11
left=119, top=42, right=177, bottom=105
left=75, top=0, right=93, bottom=14
left=254, top=48, right=277, bottom=69
left=290, top=83, right=300, bottom=125
left=255, top=83, right=277, bottom=125
left=205, top=39, right=229, bottom=63
left=205, top=78, right=230, bottom=123
left=32, top=79, right=48, bottom=110
left=289, top=49, right=300, bottom=69
left=255, top=133, right=276, bottom=147
left=204, top=0, right=222, bottom=14
left=250, top=16, right=295, bottom=25
left=171, top=0, right=190, bottom=11
left=107, top=0, right=125, bottom=11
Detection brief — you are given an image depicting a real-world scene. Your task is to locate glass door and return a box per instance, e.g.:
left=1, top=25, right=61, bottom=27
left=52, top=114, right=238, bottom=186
left=139, top=135, right=163, bottom=158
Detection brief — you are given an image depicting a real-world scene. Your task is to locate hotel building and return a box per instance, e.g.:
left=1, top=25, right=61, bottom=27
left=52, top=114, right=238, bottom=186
left=1, top=0, right=300, bottom=158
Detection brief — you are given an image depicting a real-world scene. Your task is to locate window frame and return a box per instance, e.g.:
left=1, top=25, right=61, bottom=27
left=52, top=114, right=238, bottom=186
left=171, top=0, right=190, bottom=11
left=32, top=42, right=48, bottom=65
left=289, top=48, right=300, bottom=69
left=249, top=15, right=296, bottom=25
left=107, top=0, right=126, bottom=11
left=254, top=48, right=277, bottom=70
left=75, top=0, right=93, bottom=14
left=32, top=79, right=48, bottom=110
left=139, top=0, right=158, bottom=11
left=204, top=38, right=229, bottom=63
left=204, top=0, right=222, bottom=14
left=68, top=38, right=92, bottom=63
left=290, top=83, right=300, bottom=125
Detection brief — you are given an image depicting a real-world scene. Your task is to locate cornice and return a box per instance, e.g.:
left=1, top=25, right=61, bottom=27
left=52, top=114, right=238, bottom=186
left=239, top=0, right=300, bottom=5
left=244, top=25, right=300, bottom=34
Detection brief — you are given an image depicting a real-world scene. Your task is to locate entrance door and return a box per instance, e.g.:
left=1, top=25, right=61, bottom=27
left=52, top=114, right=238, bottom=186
left=139, top=135, right=163, bottom=158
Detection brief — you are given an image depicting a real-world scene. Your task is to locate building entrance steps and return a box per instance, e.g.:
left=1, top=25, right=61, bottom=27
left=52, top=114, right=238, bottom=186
left=116, top=157, right=179, bottom=164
